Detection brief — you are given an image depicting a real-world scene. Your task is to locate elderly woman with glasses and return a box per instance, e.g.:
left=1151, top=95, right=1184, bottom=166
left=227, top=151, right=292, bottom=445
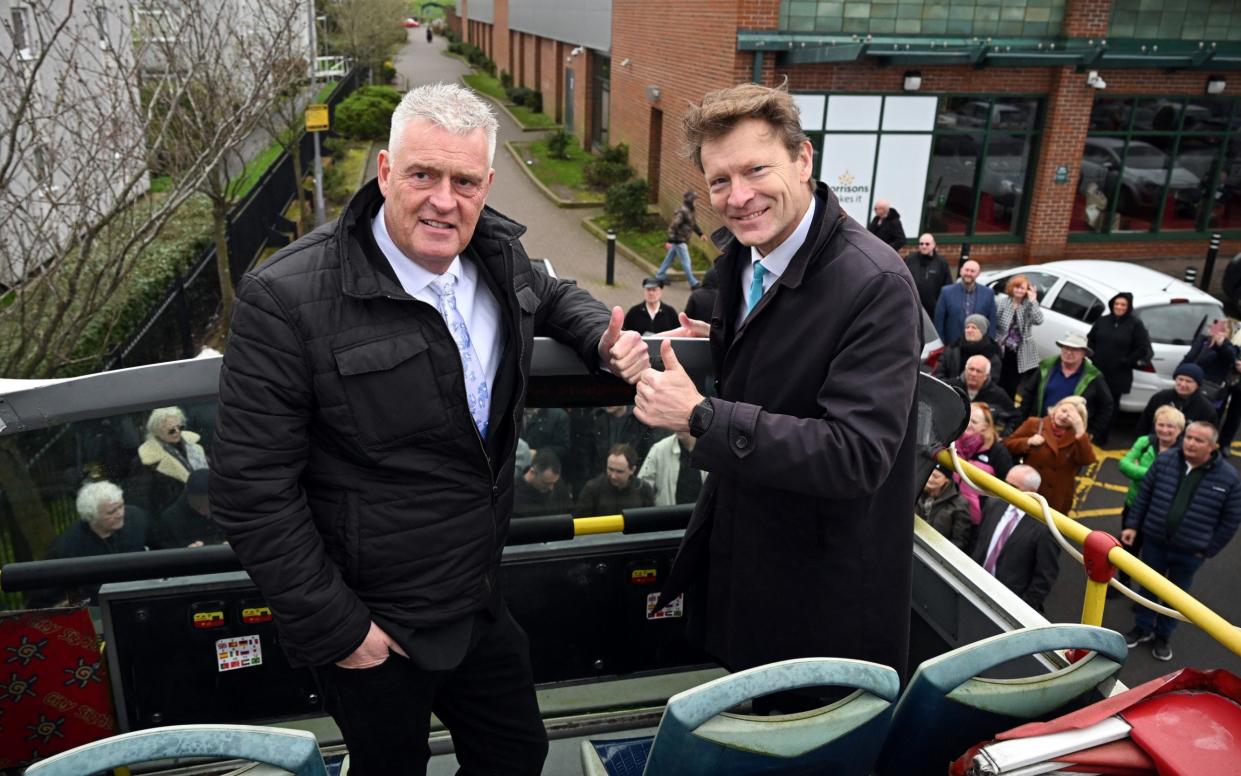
left=133, top=406, right=208, bottom=513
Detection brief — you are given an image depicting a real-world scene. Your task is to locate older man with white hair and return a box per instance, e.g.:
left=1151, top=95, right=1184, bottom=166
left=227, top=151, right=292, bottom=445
left=867, top=198, right=907, bottom=252
left=947, top=354, right=1017, bottom=432
left=971, top=465, right=1061, bottom=612
left=211, top=82, right=650, bottom=775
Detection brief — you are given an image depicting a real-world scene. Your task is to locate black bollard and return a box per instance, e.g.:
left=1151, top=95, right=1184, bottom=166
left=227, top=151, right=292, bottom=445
left=606, top=229, right=616, bottom=286
left=957, top=241, right=971, bottom=278
left=1200, top=232, right=1222, bottom=293
left=1185, top=266, right=1198, bottom=286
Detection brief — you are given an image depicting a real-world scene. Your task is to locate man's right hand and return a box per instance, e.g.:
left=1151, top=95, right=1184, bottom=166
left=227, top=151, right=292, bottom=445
left=1120, top=529, right=1137, bottom=546
left=335, top=621, right=408, bottom=669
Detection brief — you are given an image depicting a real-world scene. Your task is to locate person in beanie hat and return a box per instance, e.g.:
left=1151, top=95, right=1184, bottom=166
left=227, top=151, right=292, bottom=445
left=933, top=312, right=1002, bottom=382
left=656, top=191, right=704, bottom=288
left=1135, top=361, right=1218, bottom=436
left=916, top=463, right=973, bottom=552
left=1017, top=331, right=1115, bottom=442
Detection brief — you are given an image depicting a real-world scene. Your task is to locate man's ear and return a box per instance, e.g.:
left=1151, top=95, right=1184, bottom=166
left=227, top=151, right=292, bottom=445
left=377, top=149, right=391, bottom=196
left=796, top=139, right=813, bottom=183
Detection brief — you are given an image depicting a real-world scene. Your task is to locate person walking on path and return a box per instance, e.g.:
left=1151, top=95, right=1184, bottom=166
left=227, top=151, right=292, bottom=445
left=906, top=233, right=951, bottom=315
left=1122, top=421, right=1241, bottom=661
left=1087, top=292, right=1152, bottom=405
left=656, top=191, right=704, bottom=288
left=868, top=199, right=907, bottom=252
left=934, top=259, right=996, bottom=346
left=994, top=274, right=1043, bottom=399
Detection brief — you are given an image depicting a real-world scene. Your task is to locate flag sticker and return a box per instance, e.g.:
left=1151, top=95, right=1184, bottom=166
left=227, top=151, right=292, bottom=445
left=216, top=634, right=263, bottom=672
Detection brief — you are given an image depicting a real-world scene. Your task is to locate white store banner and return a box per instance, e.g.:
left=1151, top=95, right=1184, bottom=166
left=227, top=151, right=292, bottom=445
left=819, top=134, right=878, bottom=226
left=873, top=134, right=934, bottom=237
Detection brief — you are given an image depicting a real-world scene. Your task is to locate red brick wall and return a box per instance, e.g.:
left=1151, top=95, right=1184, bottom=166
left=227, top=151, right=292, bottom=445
left=493, top=1, right=509, bottom=77
left=1064, top=0, right=1111, bottom=38
left=612, top=0, right=744, bottom=223
left=523, top=32, right=537, bottom=88
left=571, top=52, right=592, bottom=150
left=537, top=38, right=562, bottom=122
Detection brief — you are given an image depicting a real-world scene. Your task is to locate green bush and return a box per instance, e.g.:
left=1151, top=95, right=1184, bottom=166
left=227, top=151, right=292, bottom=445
left=604, top=179, right=650, bottom=229
left=333, top=85, right=401, bottom=141
left=583, top=159, right=633, bottom=191
left=448, top=41, right=465, bottom=55
left=599, top=142, right=629, bottom=165
left=500, top=70, right=512, bottom=89
left=527, top=90, right=543, bottom=113
left=546, top=129, right=572, bottom=159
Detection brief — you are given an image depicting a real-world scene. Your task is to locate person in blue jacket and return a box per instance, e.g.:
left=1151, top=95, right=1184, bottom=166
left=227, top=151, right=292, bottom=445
left=934, top=259, right=996, bottom=345
left=1121, top=420, right=1241, bottom=662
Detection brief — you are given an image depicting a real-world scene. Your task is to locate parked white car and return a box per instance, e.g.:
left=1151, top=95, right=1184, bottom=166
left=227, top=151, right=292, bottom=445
left=978, top=260, right=1225, bottom=413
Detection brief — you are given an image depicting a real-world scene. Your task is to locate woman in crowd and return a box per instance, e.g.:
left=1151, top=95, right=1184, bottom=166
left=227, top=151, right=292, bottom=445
left=1087, top=292, right=1152, bottom=406
left=993, top=274, right=1043, bottom=398
left=965, top=402, right=1013, bottom=481
left=1116, top=404, right=1185, bottom=587
left=1004, top=395, right=1096, bottom=516
left=1184, top=318, right=1238, bottom=412
left=133, top=406, right=208, bottom=513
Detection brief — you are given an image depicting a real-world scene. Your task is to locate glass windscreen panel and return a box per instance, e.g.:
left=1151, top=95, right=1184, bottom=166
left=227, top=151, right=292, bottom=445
left=1135, top=302, right=1226, bottom=346
left=923, top=133, right=981, bottom=235
left=1049, top=281, right=1105, bottom=324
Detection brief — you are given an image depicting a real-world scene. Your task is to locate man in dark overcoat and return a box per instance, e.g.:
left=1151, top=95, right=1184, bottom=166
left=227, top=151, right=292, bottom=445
left=634, top=84, right=921, bottom=694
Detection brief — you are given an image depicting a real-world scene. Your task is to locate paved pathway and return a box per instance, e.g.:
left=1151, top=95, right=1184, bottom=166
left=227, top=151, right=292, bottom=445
left=384, top=30, right=689, bottom=312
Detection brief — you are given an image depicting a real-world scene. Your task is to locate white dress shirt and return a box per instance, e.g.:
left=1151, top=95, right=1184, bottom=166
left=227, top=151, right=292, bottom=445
left=736, top=198, right=817, bottom=328
left=371, top=204, right=503, bottom=406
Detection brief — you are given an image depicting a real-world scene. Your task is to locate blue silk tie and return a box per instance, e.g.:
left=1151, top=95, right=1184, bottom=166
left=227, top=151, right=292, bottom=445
left=746, top=260, right=769, bottom=319
left=430, top=274, right=490, bottom=438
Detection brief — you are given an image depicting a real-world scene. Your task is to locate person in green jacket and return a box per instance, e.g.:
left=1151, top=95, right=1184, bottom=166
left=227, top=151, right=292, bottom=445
left=1115, top=404, right=1185, bottom=590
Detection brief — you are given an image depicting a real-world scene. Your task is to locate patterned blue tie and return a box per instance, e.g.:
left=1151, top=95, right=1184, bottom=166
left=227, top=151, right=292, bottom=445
left=430, top=274, right=489, bottom=438
left=745, top=260, right=769, bottom=319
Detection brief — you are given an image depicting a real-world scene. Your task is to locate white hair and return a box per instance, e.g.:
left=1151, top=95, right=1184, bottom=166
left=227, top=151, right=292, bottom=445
left=76, top=481, right=123, bottom=522
left=388, top=82, right=498, bottom=167
left=146, top=406, right=186, bottom=439
left=965, top=354, right=991, bottom=375
left=1008, top=464, right=1042, bottom=492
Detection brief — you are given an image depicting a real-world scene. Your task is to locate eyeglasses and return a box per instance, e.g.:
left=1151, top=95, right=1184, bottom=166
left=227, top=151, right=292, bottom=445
left=166, top=425, right=184, bottom=432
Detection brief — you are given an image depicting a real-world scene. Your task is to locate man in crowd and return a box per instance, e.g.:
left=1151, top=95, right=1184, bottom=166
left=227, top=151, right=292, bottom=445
left=1122, top=421, right=1241, bottom=661
left=948, top=355, right=1017, bottom=433
left=574, top=443, right=655, bottom=517
left=868, top=198, right=907, bottom=252
left=513, top=450, right=573, bottom=518
left=623, top=276, right=680, bottom=334
left=150, top=469, right=223, bottom=549
left=633, top=84, right=921, bottom=701
left=638, top=430, right=706, bottom=507
left=1135, top=362, right=1218, bottom=436
left=210, top=83, right=648, bottom=776
left=934, top=258, right=997, bottom=345
left=30, top=480, right=148, bottom=606
left=1018, top=333, right=1114, bottom=442
left=971, top=465, right=1061, bottom=612
left=905, top=232, right=951, bottom=315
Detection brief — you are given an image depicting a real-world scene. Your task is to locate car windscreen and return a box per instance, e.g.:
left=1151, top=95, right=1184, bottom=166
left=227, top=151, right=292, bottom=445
left=1134, top=302, right=1225, bottom=345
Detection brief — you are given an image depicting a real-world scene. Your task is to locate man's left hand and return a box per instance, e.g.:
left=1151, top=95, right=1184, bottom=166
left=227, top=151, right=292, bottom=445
left=635, top=340, right=703, bottom=432
left=598, top=306, right=649, bottom=384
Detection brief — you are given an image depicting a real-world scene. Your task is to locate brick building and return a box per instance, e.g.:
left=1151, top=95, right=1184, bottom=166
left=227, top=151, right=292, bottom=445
left=459, top=0, right=1241, bottom=269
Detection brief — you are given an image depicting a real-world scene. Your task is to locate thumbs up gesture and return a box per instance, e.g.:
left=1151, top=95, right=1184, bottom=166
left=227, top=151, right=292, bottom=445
left=598, top=306, right=649, bottom=384
left=635, top=339, right=703, bottom=432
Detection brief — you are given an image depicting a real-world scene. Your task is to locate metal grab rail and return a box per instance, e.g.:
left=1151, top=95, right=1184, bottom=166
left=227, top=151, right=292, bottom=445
left=0, top=505, right=693, bottom=594
left=936, top=449, right=1241, bottom=658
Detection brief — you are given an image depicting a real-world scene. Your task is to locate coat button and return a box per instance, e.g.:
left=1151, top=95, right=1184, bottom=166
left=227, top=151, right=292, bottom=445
left=735, top=436, right=749, bottom=449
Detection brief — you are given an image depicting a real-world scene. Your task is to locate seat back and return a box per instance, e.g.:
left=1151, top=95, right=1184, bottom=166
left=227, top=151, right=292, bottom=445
left=642, top=657, right=899, bottom=776
left=0, top=608, right=116, bottom=770
left=875, top=624, right=1127, bottom=776
left=23, top=723, right=328, bottom=776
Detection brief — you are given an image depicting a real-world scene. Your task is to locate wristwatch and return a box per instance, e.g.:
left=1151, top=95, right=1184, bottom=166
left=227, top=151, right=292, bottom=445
left=689, top=399, right=715, bottom=438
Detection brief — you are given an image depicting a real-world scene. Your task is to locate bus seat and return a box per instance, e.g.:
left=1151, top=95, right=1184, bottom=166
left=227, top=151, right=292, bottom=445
left=580, top=657, right=899, bottom=776
left=874, top=624, right=1127, bottom=776
left=23, top=724, right=329, bottom=776
left=0, top=608, right=115, bottom=770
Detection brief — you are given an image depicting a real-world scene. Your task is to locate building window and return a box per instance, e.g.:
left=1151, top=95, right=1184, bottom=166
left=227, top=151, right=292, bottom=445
left=779, top=0, right=1065, bottom=37
left=1072, top=96, right=1241, bottom=236
left=799, top=93, right=1041, bottom=241
left=590, top=52, right=609, bottom=150
left=11, top=6, right=33, bottom=59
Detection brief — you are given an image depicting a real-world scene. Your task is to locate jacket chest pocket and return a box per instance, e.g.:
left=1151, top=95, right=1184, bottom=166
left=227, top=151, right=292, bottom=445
left=334, top=332, right=448, bottom=447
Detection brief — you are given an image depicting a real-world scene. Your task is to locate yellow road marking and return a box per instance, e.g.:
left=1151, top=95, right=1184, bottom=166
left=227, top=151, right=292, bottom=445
left=1070, top=508, right=1123, bottom=519
left=1076, top=480, right=1130, bottom=493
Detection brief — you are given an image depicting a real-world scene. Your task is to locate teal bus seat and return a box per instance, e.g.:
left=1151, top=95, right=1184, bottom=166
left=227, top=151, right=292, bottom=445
left=581, top=657, right=900, bottom=776
left=24, top=723, right=329, bottom=776
left=875, top=624, right=1127, bottom=776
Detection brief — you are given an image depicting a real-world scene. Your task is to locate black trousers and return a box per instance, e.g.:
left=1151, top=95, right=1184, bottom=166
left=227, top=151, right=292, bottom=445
left=313, top=607, right=548, bottom=776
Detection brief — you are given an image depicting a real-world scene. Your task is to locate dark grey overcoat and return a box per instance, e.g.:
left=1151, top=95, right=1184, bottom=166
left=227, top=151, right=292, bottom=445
left=659, top=183, right=921, bottom=677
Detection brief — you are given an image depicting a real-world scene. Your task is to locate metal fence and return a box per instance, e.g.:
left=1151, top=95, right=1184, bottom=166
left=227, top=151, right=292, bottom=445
left=104, top=66, right=365, bottom=370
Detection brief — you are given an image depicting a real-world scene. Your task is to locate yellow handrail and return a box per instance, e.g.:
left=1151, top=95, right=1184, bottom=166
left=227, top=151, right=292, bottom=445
left=936, top=449, right=1241, bottom=658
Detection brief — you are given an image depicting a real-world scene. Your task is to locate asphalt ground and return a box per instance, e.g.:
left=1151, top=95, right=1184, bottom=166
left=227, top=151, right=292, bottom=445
left=388, top=31, right=1241, bottom=691
left=1042, top=411, right=1241, bottom=688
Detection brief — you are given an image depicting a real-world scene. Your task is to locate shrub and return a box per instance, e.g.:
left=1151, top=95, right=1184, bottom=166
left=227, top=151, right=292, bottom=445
left=527, top=90, right=543, bottom=113
left=482, top=57, right=496, bottom=76
left=604, top=179, right=650, bottom=229
left=447, top=41, right=465, bottom=55
left=599, top=142, right=629, bottom=165
left=507, top=86, right=534, bottom=107
left=583, top=159, right=633, bottom=191
left=333, top=86, right=401, bottom=141
left=546, top=129, right=572, bottom=159
left=500, top=70, right=512, bottom=89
